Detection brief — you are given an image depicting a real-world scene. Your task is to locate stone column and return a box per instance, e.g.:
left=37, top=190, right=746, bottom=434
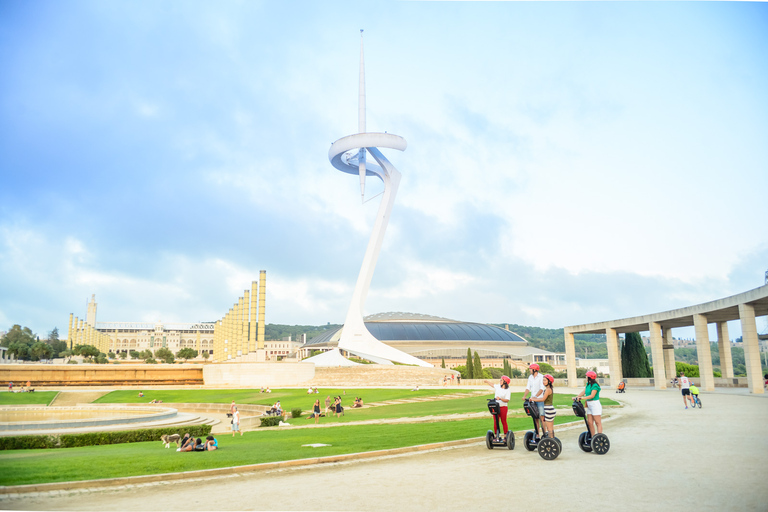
left=739, top=303, right=764, bottom=394
left=605, top=328, right=622, bottom=388
left=258, top=270, right=266, bottom=350
left=249, top=281, right=256, bottom=353
left=68, top=313, right=74, bottom=350
left=693, top=314, right=715, bottom=391
left=663, top=328, right=676, bottom=384
left=564, top=329, right=577, bottom=388
left=649, top=322, right=667, bottom=389
left=716, top=321, right=733, bottom=378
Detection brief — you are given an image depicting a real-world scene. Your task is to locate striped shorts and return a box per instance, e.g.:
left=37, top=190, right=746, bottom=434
left=543, top=405, right=556, bottom=422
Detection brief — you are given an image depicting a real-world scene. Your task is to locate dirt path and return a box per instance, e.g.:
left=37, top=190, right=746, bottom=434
left=5, top=389, right=767, bottom=511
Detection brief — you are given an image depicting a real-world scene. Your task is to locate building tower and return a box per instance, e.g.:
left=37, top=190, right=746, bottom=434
left=327, top=32, right=430, bottom=367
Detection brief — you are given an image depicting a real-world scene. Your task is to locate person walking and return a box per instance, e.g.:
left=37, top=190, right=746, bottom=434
left=484, top=375, right=511, bottom=441
left=232, top=407, right=242, bottom=436
left=312, top=399, right=321, bottom=424
left=522, top=363, right=545, bottom=440
left=577, top=371, right=603, bottom=436
left=531, top=374, right=557, bottom=438
left=678, top=372, right=694, bottom=409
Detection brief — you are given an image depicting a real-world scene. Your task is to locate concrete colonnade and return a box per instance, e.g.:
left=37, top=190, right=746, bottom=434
left=565, top=284, right=768, bottom=394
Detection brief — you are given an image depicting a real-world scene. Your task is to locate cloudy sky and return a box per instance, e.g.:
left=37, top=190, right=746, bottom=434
left=1, top=1, right=766, bottom=341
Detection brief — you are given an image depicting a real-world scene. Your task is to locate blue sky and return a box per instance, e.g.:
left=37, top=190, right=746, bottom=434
left=1, top=1, right=766, bottom=341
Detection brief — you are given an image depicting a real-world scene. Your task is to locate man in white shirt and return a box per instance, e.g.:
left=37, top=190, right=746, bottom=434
left=678, top=372, right=694, bottom=409
left=522, top=363, right=545, bottom=439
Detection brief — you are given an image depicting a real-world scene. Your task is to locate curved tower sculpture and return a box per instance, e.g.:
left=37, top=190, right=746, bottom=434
left=328, top=32, right=430, bottom=367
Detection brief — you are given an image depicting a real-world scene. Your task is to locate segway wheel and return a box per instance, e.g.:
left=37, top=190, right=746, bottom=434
left=506, top=432, right=515, bottom=450
left=578, top=432, right=592, bottom=452
left=554, top=437, right=562, bottom=450
left=538, top=437, right=560, bottom=460
left=523, top=431, right=536, bottom=451
left=486, top=430, right=494, bottom=450
left=591, top=433, right=610, bottom=455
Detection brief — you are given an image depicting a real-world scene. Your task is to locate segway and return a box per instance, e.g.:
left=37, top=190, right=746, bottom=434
left=522, top=398, right=561, bottom=460
left=572, top=398, right=610, bottom=454
left=486, top=399, right=515, bottom=450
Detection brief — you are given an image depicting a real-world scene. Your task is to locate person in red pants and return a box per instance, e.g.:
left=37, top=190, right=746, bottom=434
left=484, top=375, right=511, bottom=440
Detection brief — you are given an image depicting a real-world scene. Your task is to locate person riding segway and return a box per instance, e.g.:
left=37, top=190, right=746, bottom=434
left=574, top=371, right=610, bottom=454
left=484, top=376, right=514, bottom=450
left=522, top=363, right=545, bottom=441
left=528, top=374, right=561, bottom=460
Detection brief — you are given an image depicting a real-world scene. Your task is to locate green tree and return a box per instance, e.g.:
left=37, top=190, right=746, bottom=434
left=118, top=351, right=127, bottom=359
left=2, top=325, right=36, bottom=360
left=176, top=348, right=198, bottom=361
left=465, top=348, right=474, bottom=380
left=46, top=327, right=68, bottom=357
left=511, top=367, right=523, bottom=378
left=95, top=352, right=108, bottom=364
left=202, top=351, right=209, bottom=360
left=621, top=332, right=653, bottom=378
left=453, top=365, right=469, bottom=379
left=59, top=349, right=73, bottom=362
left=30, top=341, right=52, bottom=361
left=675, top=361, right=700, bottom=377
left=108, top=352, right=116, bottom=359
left=129, top=350, right=140, bottom=359
left=473, top=351, right=483, bottom=379
left=154, top=347, right=175, bottom=364
left=538, top=362, right=555, bottom=375
left=441, top=357, right=446, bottom=369
left=139, top=349, right=153, bottom=360
left=75, top=344, right=99, bottom=360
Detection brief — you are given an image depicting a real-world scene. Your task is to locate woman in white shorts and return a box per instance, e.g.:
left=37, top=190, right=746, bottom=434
left=531, top=374, right=557, bottom=438
left=577, top=371, right=603, bottom=436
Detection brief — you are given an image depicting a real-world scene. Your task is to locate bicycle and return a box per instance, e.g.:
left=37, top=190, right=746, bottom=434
left=691, top=394, right=702, bottom=408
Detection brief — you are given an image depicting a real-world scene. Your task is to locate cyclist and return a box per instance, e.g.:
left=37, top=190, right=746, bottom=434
left=689, top=383, right=700, bottom=407
left=484, top=375, right=512, bottom=441
left=577, top=371, right=603, bottom=437
left=530, top=374, right=556, bottom=438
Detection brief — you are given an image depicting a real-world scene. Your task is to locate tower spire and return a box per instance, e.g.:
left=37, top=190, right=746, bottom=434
left=358, top=29, right=367, bottom=201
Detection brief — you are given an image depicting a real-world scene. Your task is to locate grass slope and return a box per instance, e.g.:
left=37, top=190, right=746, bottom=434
left=0, top=392, right=58, bottom=406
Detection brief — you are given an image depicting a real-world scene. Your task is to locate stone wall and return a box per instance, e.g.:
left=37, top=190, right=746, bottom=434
left=0, top=364, right=203, bottom=386
left=202, top=362, right=315, bottom=388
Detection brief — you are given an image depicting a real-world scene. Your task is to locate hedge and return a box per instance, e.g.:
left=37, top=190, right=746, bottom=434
left=0, top=424, right=212, bottom=450
left=259, top=415, right=284, bottom=427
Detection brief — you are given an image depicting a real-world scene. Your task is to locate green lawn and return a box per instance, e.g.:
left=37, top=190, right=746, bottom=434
left=96, top=389, right=617, bottom=423
left=0, top=392, right=58, bottom=406
left=95, top=388, right=477, bottom=408
left=0, top=415, right=578, bottom=486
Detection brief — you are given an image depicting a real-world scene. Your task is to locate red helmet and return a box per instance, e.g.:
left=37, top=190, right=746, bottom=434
left=544, top=374, right=554, bottom=384
left=501, top=375, right=511, bottom=384
left=586, top=371, right=597, bottom=379
left=529, top=363, right=540, bottom=371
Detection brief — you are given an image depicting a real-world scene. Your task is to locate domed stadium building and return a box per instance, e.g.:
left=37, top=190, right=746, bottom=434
left=301, top=312, right=565, bottom=370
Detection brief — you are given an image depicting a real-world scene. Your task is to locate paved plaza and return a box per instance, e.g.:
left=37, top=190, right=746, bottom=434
left=3, top=387, right=767, bottom=511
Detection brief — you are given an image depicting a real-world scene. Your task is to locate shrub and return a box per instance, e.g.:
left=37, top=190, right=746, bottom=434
left=291, top=408, right=302, bottom=418
left=259, top=415, right=283, bottom=427
left=67, top=359, right=78, bottom=364
left=0, top=425, right=212, bottom=450
left=675, top=361, right=700, bottom=378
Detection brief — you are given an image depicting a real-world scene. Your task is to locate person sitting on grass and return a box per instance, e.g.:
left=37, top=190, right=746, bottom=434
left=205, top=435, right=217, bottom=451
